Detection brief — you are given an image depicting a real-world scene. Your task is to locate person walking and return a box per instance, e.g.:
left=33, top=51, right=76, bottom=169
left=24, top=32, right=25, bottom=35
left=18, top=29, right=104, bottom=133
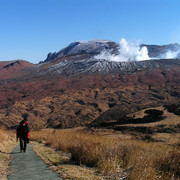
left=16, top=113, right=30, bottom=152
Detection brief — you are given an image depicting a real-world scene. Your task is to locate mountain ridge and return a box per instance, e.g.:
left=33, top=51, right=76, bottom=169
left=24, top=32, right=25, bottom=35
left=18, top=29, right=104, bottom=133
left=44, top=40, right=180, bottom=62
left=0, top=40, right=179, bottom=129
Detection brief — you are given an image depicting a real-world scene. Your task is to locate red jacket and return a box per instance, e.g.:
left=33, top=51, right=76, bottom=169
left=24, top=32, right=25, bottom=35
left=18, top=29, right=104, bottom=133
left=17, top=120, right=30, bottom=139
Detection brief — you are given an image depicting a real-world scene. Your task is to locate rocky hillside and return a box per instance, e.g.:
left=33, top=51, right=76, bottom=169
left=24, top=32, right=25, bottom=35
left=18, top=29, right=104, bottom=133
left=144, top=43, right=180, bottom=58
left=37, top=58, right=180, bottom=77
left=44, top=40, right=119, bottom=62
left=0, top=40, right=180, bottom=129
left=44, top=40, right=180, bottom=62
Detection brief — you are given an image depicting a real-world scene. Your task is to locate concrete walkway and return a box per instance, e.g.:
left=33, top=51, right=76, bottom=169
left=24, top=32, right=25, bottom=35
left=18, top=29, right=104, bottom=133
left=8, top=144, right=62, bottom=180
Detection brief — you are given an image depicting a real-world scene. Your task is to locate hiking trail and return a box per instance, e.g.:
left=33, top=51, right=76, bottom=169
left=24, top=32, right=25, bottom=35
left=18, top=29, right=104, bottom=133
left=8, top=143, right=62, bottom=180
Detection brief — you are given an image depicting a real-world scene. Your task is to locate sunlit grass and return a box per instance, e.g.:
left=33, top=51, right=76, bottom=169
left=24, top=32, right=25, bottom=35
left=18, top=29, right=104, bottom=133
left=31, top=129, right=180, bottom=179
left=0, top=128, right=16, bottom=179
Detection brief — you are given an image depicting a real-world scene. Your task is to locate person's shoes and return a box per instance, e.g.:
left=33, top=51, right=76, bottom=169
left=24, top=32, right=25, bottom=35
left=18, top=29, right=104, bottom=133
left=24, top=150, right=26, bottom=152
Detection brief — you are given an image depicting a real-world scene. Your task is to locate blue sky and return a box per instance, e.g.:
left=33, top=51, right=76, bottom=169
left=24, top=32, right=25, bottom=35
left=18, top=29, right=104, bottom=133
left=0, top=0, right=180, bottom=64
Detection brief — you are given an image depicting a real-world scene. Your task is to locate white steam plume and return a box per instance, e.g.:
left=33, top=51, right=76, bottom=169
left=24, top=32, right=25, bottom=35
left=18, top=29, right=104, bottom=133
left=94, top=38, right=150, bottom=62
left=162, top=50, right=180, bottom=59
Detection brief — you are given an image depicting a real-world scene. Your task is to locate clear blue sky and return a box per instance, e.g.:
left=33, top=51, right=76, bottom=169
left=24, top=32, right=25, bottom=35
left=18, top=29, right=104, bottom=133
left=0, top=0, right=180, bottom=64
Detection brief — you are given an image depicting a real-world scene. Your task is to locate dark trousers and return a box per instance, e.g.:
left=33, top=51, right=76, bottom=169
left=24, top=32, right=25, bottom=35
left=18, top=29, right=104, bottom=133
left=20, top=137, right=27, bottom=151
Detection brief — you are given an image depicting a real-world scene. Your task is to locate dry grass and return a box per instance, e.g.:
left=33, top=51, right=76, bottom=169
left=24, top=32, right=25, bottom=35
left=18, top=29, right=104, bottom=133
left=31, top=128, right=180, bottom=180
left=0, top=128, right=16, bottom=180
left=33, top=142, right=105, bottom=179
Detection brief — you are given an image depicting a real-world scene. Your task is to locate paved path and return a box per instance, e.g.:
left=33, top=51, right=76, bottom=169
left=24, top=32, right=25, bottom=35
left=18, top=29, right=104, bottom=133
left=8, top=144, right=62, bottom=180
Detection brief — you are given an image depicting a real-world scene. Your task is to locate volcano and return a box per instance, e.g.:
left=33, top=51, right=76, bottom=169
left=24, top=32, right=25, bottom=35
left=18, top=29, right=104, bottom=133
left=0, top=40, right=180, bottom=129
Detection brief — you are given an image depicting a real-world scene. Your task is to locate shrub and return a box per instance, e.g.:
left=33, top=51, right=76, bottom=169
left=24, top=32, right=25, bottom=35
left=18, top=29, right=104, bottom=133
left=145, top=109, right=164, bottom=116
left=164, top=104, right=180, bottom=116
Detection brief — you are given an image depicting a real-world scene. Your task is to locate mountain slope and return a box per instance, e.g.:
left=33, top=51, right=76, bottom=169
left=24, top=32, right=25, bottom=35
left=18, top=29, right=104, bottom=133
left=44, top=40, right=180, bottom=62
left=0, top=62, right=179, bottom=129
left=0, top=40, right=180, bottom=129
left=144, top=43, right=180, bottom=58
left=37, top=58, right=180, bottom=77
left=0, top=60, right=34, bottom=80
left=44, top=40, right=119, bottom=62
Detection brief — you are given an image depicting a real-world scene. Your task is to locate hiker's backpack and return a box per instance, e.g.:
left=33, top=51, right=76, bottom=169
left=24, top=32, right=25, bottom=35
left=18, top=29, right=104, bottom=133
left=17, top=120, right=29, bottom=138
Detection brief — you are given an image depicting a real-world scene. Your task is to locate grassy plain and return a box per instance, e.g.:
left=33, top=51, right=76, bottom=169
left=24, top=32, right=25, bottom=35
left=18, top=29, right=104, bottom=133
left=31, top=126, right=180, bottom=180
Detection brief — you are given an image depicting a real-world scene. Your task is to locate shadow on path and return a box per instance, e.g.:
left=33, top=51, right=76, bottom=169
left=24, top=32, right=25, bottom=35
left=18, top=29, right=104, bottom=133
left=8, top=144, right=62, bottom=180
left=0, top=150, right=20, bottom=155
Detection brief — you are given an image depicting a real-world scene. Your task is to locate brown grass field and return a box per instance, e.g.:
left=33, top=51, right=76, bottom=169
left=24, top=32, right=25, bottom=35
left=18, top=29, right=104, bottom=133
left=31, top=125, right=180, bottom=180
left=0, top=128, right=16, bottom=180
left=0, top=106, right=180, bottom=179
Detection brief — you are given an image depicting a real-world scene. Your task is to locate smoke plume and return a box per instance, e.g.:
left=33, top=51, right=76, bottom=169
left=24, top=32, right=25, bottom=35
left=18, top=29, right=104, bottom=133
left=162, top=50, right=180, bottom=59
left=94, top=38, right=180, bottom=62
left=94, top=38, right=150, bottom=62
